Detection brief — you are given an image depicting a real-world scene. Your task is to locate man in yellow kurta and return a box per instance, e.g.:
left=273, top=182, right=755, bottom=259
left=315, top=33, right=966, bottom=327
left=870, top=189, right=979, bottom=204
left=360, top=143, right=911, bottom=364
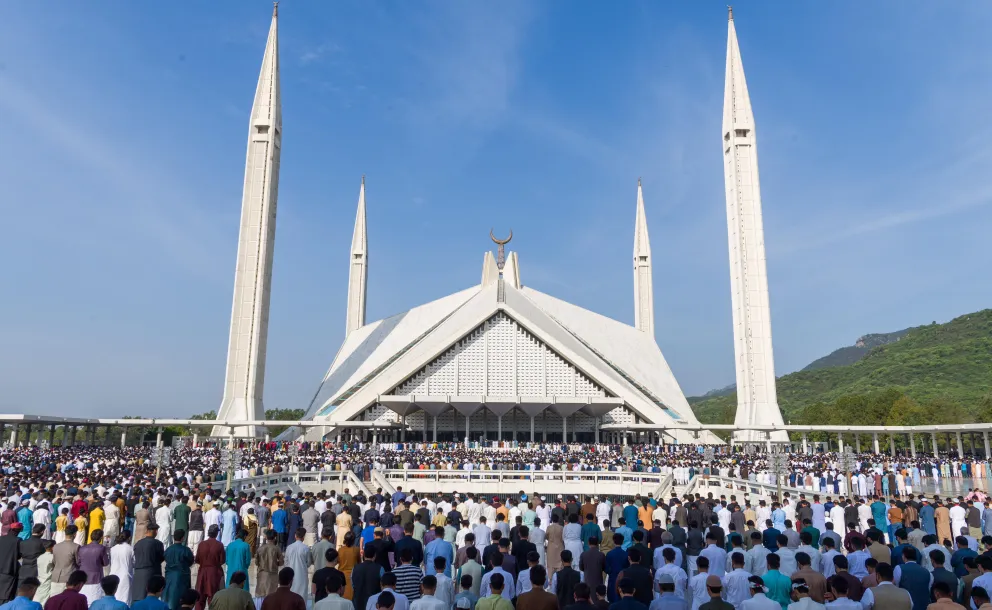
left=87, top=501, right=105, bottom=543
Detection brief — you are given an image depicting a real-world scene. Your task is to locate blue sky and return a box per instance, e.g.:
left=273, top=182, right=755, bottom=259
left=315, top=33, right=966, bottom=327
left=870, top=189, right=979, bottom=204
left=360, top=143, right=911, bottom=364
left=2, top=1, right=990, bottom=418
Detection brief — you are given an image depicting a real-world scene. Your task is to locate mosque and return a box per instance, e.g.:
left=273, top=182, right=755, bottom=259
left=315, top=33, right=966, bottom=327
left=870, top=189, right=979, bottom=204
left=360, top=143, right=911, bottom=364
left=213, top=6, right=785, bottom=445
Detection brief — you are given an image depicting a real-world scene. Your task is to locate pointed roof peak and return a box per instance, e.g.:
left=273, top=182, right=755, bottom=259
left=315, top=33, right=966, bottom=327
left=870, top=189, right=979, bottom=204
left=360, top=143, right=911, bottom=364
left=637, top=177, right=642, bottom=187
left=634, top=179, right=651, bottom=257
left=361, top=174, right=366, bottom=186
left=728, top=5, right=733, bottom=21
left=273, top=1, right=279, bottom=17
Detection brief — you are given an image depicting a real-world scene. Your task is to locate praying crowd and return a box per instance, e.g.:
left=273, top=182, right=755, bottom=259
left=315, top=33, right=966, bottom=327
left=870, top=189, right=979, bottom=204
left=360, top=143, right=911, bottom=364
left=3, top=442, right=992, bottom=610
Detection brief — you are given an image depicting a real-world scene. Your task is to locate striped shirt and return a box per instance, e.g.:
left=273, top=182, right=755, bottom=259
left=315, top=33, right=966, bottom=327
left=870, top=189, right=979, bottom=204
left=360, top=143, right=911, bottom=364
left=394, top=563, right=424, bottom=601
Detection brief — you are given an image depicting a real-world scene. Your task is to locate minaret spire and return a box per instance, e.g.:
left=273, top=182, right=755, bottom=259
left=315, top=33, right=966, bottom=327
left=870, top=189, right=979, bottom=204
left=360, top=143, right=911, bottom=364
left=633, top=178, right=654, bottom=336
left=722, top=10, right=786, bottom=443
left=215, top=6, right=282, bottom=438
left=346, top=176, right=368, bottom=335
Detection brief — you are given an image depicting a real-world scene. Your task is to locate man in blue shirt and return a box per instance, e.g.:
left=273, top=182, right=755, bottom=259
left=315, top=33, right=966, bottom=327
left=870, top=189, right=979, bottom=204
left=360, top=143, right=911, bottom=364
left=131, top=575, right=169, bottom=610
left=616, top=518, right=634, bottom=550
left=0, top=577, right=42, bottom=610
left=425, top=527, right=454, bottom=577
left=271, top=504, right=288, bottom=549
left=623, top=501, right=640, bottom=533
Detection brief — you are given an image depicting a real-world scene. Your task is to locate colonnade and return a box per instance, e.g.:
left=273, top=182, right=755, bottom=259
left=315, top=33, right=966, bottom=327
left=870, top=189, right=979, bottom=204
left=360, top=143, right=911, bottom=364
left=0, top=423, right=131, bottom=448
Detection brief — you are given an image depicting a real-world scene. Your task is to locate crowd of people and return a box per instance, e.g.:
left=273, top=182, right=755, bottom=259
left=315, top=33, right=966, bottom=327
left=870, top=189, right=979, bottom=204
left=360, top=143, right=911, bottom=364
left=2, top=442, right=992, bottom=610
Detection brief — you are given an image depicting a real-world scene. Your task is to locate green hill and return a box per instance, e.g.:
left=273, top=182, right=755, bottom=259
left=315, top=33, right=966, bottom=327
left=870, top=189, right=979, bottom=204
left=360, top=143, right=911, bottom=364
left=690, top=309, right=992, bottom=426
left=801, top=328, right=912, bottom=372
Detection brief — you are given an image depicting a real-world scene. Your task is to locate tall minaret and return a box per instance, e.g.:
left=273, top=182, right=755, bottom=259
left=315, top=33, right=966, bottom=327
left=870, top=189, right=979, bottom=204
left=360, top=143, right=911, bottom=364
left=346, top=177, right=368, bottom=335
left=723, top=7, right=786, bottom=443
left=633, top=178, right=654, bottom=336
left=215, top=4, right=281, bottom=438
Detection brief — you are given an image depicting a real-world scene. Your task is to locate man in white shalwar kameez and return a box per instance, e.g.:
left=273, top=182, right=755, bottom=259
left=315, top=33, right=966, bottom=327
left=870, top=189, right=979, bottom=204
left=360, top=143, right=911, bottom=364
left=155, top=500, right=173, bottom=546
left=285, top=529, right=314, bottom=600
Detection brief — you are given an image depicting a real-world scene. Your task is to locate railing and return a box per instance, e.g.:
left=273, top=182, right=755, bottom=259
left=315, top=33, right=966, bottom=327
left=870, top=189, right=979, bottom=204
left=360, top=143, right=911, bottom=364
left=654, top=471, right=675, bottom=499
left=370, top=469, right=396, bottom=495
left=378, top=468, right=667, bottom=498
left=695, top=474, right=807, bottom=499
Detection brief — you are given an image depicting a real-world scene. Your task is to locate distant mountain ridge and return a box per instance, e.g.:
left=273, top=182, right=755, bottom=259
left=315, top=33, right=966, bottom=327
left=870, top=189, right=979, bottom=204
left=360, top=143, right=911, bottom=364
left=688, top=327, right=913, bottom=403
left=688, top=309, right=992, bottom=426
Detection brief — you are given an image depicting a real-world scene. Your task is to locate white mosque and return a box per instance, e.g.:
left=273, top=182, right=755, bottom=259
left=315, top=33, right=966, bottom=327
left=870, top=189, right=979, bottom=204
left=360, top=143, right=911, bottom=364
left=214, top=6, right=786, bottom=445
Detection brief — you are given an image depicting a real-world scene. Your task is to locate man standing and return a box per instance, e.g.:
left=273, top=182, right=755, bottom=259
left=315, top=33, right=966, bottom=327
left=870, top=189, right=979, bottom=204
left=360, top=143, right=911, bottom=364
left=353, top=547, right=384, bottom=610
left=163, top=530, right=194, bottom=610
left=194, top=525, right=225, bottom=610
left=209, top=570, right=255, bottom=610
left=0, top=523, right=21, bottom=604
left=79, top=529, right=110, bottom=605
left=260, top=567, right=306, bottom=610
left=285, top=528, right=314, bottom=602
left=255, top=530, right=284, bottom=604
left=185, top=502, right=204, bottom=556
left=132, top=523, right=165, bottom=605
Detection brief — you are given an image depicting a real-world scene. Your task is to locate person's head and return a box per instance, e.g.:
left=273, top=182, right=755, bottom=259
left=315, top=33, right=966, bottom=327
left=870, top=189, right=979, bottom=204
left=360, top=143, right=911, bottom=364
left=657, top=573, right=676, bottom=594
left=433, top=556, right=446, bottom=573
left=696, top=556, right=710, bottom=574
left=748, top=576, right=765, bottom=598
left=929, top=549, right=945, bottom=568
left=225, top=570, right=247, bottom=590
left=421, top=575, right=437, bottom=596
left=618, top=578, right=636, bottom=598
left=529, top=565, right=548, bottom=588
left=100, top=575, right=120, bottom=596
left=489, top=572, right=505, bottom=594
left=325, top=572, right=344, bottom=596
left=278, top=567, right=295, bottom=587
left=972, top=587, right=990, bottom=609
left=400, top=548, right=414, bottom=565
left=732, top=552, right=745, bottom=569
left=147, top=575, right=166, bottom=597
left=562, top=550, right=574, bottom=565
left=376, top=591, right=396, bottom=610
left=15, top=577, right=39, bottom=600
left=180, top=589, right=199, bottom=608
left=796, top=552, right=811, bottom=569
left=876, top=563, right=894, bottom=583
left=791, top=578, right=810, bottom=600
left=706, top=575, right=723, bottom=598
left=572, top=582, right=591, bottom=602
left=766, top=553, right=781, bottom=572
left=933, top=581, right=954, bottom=601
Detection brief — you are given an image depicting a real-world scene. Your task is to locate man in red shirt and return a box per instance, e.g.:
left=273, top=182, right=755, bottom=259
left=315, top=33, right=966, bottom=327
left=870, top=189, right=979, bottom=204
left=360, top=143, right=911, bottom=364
left=44, top=569, right=88, bottom=610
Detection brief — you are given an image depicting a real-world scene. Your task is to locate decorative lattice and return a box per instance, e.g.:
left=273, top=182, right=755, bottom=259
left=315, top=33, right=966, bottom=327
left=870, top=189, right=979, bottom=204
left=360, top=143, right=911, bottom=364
left=458, top=326, right=486, bottom=395
left=516, top=325, right=546, bottom=395
left=486, top=314, right=515, bottom=395
left=391, top=311, right=607, bottom=399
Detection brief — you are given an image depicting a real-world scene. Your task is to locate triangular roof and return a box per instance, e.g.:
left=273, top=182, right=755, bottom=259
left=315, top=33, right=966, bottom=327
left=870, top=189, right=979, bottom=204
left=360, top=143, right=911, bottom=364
left=304, top=280, right=702, bottom=430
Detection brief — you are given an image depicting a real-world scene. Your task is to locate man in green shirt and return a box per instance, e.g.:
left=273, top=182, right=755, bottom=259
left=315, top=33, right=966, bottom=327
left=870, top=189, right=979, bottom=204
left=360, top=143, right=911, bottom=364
left=476, top=573, right=513, bottom=610
left=800, top=519, right=819, bottom=548
left=173, top=498, right=191, bottom=545
left=762, top=553, right=793, bottom=610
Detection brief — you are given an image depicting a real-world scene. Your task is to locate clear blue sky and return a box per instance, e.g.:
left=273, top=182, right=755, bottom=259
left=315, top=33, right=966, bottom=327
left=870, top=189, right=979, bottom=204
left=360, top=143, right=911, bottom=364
left=2, top=1, right=990, bottom=417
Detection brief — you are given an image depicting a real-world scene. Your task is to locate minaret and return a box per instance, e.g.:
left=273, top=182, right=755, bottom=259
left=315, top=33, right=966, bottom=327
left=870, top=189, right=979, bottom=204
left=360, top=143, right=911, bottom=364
left=633, top=179, right=654, bottom=336
left=345, top=176, right=368, bottom=335
left=722, top=7, right=787, bottom=443
left=215, top=3, right=281, bottom=438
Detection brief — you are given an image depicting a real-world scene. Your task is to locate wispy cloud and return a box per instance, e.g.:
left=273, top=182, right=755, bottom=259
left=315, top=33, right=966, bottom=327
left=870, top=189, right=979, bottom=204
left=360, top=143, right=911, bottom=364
left=0, top=75, right=227, bottom=279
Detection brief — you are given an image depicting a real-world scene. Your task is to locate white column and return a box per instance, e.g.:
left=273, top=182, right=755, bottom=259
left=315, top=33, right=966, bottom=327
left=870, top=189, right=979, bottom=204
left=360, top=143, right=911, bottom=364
left=530, top=417, right=535, bottom=443
left=465, top=415, right=470, bottom=443
left=956, top=432, right=964, bottom=457
left=838, top=434, right=844, bottom=453
left=856, top=435, right=862, bottom=454
left=873, top=433, right=880, bottom=454
left=889, top=434, right=896, bottom=457
left=432, top=416, right=437, bottom=442
left=120, top=431, right=127, bottom=448
left=984, top=431, right=990, bottom=459
left=594, top=418, right=600, bottom=444
left=497, top=416, right=502, bottom=442
left=909, top=433, right=916, bottom=458
left=401, top=416, right=406, bottom=442
left=562, top=415, right=567, bottom=444
left=801, top=433, right=808, bottom=454
left=932, top=433, right=939, bottom=457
